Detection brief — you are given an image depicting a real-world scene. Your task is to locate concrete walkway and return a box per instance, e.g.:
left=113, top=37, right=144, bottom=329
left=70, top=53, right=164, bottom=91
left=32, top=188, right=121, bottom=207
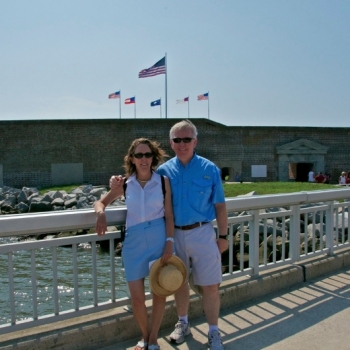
left=107, top=266, right=350, bottom=350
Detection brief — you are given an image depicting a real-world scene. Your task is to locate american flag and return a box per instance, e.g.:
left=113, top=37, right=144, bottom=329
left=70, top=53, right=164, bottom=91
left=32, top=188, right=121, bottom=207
left=108, top=91, right=120, bottom=99
left=125, top=97, right=135, bottom=104
left=176, top=97, right=189, bottom=104
left=197, top=93, right=209, bottom=101
left=139, top=57, right=166, bottom=78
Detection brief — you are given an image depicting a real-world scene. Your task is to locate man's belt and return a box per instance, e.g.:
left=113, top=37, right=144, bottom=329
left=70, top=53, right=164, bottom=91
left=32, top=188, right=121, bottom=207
left=174, top=222, right=209, bottom=230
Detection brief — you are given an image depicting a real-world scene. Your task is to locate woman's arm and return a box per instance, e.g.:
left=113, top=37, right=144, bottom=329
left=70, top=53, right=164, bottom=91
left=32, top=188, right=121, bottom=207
left=94, top=181, right=124, bottom=236
left=161, top=176, right=175, bottom=264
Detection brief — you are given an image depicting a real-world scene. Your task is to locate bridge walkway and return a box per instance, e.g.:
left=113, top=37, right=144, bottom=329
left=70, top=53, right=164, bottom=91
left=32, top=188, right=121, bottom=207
left=110, top=266, right=350, bottom=350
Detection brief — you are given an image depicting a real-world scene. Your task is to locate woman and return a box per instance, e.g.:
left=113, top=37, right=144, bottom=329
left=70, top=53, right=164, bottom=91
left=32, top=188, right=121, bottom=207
left=94, top=138, right=174, bottom=350
left=339, top=171, right=347, bottom=185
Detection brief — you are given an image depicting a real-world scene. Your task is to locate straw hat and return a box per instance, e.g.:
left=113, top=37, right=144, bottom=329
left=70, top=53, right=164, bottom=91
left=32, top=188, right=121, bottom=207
left=149, top=256, right=187, bottom=297
left=189, top=273, right=203, bottom=296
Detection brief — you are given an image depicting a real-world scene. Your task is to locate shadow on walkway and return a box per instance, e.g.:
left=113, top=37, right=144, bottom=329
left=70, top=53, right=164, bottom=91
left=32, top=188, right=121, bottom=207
left=113, top=267, right=350, bottom=350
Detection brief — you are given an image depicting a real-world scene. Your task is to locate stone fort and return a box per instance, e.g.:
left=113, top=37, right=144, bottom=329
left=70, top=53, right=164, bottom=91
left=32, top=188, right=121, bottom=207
left=0, top=118, right=349, bottom=188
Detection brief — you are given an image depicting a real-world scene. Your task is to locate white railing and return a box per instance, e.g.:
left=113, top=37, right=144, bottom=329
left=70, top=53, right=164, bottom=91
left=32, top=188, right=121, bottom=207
left=1, top=188, right=350, bottom=335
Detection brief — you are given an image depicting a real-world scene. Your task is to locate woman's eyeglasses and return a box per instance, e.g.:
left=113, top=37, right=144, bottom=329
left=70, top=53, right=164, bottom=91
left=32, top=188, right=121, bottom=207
left=172, top=137, right=193, bottom=144
left=133, top=152, right=153, bottom=159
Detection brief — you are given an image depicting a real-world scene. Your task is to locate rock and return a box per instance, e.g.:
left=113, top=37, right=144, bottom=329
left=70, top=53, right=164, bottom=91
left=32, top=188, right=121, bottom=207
left=52, top=198, right=65, bottom=206
left=77, top=197, right=90, bottom=209
left=2, top=195, right=16, bottom=208
left=90, top=187, right=107, bottom=198
left=15, top=202, right=29, bottom=213
left=28, top=193, right=41, bottom=204
left=70, top=188, right=84, bottom=195
left=17, top=190, right=28, bottom=204
left=22, top=187, right=40, bottom=196
left=64, top=197, right=78, bottom=208
left=29, top=201, right=52, bottom=212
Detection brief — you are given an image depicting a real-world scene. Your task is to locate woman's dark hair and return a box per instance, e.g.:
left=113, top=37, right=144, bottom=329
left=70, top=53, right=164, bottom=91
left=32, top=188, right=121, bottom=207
left=123, top=138, right=168, bottom=177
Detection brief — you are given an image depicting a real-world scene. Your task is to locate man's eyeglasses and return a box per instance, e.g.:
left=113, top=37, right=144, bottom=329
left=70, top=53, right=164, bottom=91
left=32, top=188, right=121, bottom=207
left=172, top=137, right=194, bottom=144
left=133, top=152, right=153, bottom=159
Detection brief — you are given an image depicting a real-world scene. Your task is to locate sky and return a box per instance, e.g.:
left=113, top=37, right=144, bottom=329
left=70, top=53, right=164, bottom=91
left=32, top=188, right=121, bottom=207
left=1, top=0, right=349, bottom=127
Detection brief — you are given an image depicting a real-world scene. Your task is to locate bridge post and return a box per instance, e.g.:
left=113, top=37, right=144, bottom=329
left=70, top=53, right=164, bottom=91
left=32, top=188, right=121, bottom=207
left=249, top=209, right=260, bottom=277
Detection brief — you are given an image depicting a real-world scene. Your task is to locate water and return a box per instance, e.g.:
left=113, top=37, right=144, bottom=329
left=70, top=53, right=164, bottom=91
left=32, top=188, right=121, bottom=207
left=0, top=237, right=128, bottom=325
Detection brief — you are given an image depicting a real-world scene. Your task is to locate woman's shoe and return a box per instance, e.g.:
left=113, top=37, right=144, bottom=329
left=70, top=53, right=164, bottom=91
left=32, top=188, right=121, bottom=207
left=135, top=340, right=148, bottom=350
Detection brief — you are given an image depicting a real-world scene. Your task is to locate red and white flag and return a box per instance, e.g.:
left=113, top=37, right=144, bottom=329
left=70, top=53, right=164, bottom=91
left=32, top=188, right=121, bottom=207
left=176, top=96, right=189, bottom=104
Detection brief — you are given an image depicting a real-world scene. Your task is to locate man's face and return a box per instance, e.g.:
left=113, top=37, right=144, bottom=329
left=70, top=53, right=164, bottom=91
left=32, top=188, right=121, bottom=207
left=170, top=128, right=197, bottom=165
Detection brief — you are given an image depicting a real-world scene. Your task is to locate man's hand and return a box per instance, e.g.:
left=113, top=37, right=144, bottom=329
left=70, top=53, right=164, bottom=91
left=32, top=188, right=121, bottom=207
left=217, top=238, right=228, bottom=253
left=109, top=175, right=124, bottom=191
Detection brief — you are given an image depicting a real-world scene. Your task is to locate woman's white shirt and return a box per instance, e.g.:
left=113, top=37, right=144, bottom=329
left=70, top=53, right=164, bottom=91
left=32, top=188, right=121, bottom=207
left=339, top=175, right=346, bottom=185
left=125, top=173, right=165, bottom=228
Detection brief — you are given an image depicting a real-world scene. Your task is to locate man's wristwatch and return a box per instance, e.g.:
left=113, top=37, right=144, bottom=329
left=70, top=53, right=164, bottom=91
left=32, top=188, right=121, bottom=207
left=218, top=235, right=227, bottom=240
left=166, top=237, right=175, bottom=243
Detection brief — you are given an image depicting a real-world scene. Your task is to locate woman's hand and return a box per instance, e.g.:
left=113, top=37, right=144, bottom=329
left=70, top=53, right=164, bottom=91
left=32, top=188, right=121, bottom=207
left=109, top=175, right=124, bottom=191
left=95, top=212, right=108, bottom=236
left=161, top=241, right=173, bottom=264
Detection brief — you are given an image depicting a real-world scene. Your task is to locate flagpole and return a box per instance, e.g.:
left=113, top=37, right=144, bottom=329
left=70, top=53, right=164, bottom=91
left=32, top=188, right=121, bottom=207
left=119, top=90, right=121, bottom=119
left=188, top=96, right=190, bottom=119
left=207, top=91, right=210, bottom=120
left=165, top=52, right=167, bottom=119
left=160, top=98, right=162, bottom=119
left=134, top=96, right=136, bottom=119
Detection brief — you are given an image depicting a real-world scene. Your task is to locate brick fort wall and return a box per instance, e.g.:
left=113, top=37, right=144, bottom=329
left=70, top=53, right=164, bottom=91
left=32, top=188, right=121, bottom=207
left=0, top=118, right=349, bottom=187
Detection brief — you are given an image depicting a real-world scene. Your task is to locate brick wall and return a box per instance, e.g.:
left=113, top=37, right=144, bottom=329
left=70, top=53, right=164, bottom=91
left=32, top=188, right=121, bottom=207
left=0, top=119, right=349, bottom=187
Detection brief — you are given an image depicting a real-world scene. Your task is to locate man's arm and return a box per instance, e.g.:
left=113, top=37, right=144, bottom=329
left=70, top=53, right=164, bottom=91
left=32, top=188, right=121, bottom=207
left=215, top=202, right=228, bottom=253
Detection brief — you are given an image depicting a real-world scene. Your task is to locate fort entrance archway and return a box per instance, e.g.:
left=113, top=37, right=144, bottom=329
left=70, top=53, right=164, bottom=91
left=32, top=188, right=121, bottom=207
left=277, top=139, right=328, bottom=182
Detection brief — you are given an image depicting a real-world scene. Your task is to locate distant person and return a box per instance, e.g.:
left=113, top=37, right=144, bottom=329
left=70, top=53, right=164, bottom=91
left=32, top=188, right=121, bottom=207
left=234, top=172, right=241, bottom=182
left=308, top=169, right=315, bottom=182
left=324, top=171, right=331, bottom=184
left=314, top=172, right=325, bottom=183
left=339, top=171, right=347, bottom=185
left=346, top=172, right=350, bottom=185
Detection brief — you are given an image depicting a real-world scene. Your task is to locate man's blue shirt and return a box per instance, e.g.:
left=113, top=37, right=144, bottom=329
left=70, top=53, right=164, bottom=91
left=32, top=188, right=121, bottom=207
left=157, top=153, right=225, bottom=226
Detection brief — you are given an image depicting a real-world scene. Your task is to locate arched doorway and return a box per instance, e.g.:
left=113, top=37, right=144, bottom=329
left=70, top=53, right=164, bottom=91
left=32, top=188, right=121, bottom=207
left=296, top=163, right=313, bottom=182
left=221, top=167, right=230, bottom=181
left=277, top=139, right=328, bottom=182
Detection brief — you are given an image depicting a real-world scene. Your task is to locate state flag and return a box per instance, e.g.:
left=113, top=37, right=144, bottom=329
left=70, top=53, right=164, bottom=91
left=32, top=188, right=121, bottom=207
left=176, top=97, right=189, bottom=104
left=150, top=99, right=161, bottom=107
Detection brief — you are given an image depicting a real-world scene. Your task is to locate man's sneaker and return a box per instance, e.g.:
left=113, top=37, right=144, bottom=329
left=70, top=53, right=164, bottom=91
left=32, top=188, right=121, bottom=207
left=169, top=321, right=191, bottom=344
left=208, top=330, right=224, bottom=350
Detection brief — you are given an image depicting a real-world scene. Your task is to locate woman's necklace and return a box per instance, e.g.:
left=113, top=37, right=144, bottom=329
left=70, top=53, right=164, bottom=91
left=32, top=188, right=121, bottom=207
left=137, top=179, right=149, bottom=183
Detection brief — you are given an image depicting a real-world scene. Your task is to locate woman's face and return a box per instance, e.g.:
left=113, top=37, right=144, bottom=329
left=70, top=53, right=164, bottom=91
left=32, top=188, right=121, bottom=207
left=131, top=143, right=153, bottom=173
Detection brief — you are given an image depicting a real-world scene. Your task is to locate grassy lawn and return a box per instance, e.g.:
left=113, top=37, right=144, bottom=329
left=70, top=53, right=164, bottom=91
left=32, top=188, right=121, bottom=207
left=223, top=182, right=340, bottom=197
left=39, top=184, right=83, bottom=195
left=39, top=182, right=343, bottom=197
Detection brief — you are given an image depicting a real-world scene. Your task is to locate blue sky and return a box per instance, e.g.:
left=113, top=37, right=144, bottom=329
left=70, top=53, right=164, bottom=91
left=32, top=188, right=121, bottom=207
left=1, top=0, right=349, bottom=127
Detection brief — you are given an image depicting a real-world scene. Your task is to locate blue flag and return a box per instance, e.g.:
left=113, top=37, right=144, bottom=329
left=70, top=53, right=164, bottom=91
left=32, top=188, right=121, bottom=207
left=150, top=99, right=161, bottom=107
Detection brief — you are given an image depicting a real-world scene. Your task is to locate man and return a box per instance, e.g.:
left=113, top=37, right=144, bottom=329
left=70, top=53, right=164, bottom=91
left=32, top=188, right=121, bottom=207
left=308, top=169, right=315, bottom=182
left=110, top=120, right=228, bottom=349
left=314, top=171, right=325, bottom=183
left=159, top=120, right=228, bottom=350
